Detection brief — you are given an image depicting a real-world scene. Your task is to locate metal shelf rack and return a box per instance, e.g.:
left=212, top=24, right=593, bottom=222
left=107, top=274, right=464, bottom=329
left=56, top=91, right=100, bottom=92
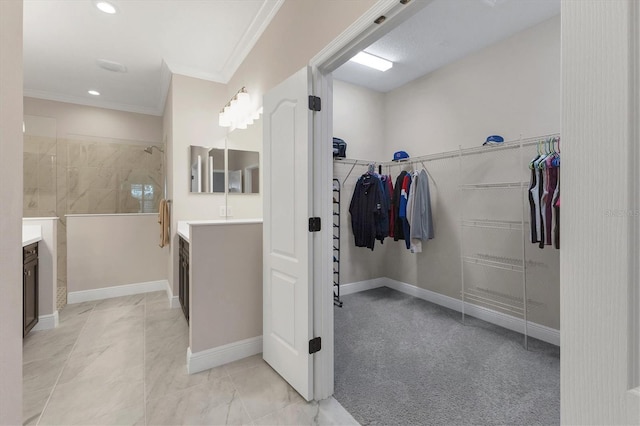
left=333, top=178, right=343, bottom=307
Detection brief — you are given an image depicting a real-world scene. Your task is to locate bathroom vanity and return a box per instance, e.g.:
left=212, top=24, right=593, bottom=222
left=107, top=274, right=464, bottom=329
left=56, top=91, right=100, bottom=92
left=178, top=236, right=189, bottom=323
left=23, top=242, right=39, bottom=337
left=22, top=225, right=42, bottom=337
left=176, top=219, right=263, bottom=374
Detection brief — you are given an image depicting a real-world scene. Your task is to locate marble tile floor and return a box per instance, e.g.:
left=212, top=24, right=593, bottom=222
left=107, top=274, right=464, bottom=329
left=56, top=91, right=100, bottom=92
left=23, top=291, right=357, bottom=426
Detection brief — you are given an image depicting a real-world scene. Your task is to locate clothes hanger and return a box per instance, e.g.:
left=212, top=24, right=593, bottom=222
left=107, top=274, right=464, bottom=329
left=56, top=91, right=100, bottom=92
left=533, top=138, right=548, bottom=170
left=552, top=137, right=561, bottom=167
left=530, top=139, right=543, bottom=169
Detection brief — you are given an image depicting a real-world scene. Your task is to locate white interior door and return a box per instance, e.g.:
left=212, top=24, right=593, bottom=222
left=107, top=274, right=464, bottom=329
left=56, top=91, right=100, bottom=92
left=263, top=67, right=314, bottom=401
left=561, top=1, right=640, bottom=423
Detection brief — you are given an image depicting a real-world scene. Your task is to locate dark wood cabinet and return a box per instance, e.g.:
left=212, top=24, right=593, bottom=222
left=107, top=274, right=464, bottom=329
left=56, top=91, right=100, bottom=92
left=23, top=242, right=39, bottom=337
left=179, top=237, right=189, bottom=323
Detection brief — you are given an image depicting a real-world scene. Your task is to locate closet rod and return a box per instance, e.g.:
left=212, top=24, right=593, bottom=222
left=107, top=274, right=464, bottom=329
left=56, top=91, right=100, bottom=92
left=333, top=133, right=560, bottom=169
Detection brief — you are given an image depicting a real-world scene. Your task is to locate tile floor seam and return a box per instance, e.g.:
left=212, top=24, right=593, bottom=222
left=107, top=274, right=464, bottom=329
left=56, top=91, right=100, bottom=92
left=35, top=303, right=96, bottom=426
left=228, top=383, right=256, bottom=425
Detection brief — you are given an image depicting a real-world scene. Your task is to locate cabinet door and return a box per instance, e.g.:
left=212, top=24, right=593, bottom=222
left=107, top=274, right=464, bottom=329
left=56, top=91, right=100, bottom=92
left=23, top=257, right=38, bottom=337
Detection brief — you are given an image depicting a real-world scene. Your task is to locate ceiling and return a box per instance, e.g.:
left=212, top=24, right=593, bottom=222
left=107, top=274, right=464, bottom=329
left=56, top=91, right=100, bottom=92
left=333, top=0, right=560, bottom=93
left=23, top=0, right=283, bottom=116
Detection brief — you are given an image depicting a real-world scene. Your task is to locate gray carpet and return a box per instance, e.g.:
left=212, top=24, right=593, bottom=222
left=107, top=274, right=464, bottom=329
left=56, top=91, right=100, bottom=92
left=334, top=287, right=560, bottom=426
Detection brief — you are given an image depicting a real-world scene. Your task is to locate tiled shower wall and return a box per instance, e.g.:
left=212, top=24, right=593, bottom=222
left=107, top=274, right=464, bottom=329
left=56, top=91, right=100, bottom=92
left=23, top=134, right=164, bottom=309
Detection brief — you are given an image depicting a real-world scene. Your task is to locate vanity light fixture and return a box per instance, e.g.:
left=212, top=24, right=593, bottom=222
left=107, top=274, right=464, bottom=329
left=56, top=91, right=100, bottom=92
left=95, top=1, right=117, bottom=14
left=88, top=90, right=100, bottom=96
left=349, top=51, right=393, bottom=72
left=218, top=87, right=262, bottom=130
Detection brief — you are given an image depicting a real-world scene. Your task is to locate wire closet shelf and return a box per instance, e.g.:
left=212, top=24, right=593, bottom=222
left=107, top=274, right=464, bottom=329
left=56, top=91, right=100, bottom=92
left=334, top=133, right=560, bottom=350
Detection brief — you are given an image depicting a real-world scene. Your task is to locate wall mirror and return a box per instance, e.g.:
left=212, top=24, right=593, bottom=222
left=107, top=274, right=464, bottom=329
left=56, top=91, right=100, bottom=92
left=189, top=146, right=225, bottom=193
left=228, top=149, right=260, bottom=194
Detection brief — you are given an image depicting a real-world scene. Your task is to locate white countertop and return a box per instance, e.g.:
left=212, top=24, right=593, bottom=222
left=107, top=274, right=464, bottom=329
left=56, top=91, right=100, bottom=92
left=177, top=219, right=263, bottom=242
left=22, top=225, right=42, bottom=247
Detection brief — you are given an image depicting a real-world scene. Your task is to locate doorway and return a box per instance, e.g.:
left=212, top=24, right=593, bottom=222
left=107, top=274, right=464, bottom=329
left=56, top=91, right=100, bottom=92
left=316, top=2, right=560, bottom=422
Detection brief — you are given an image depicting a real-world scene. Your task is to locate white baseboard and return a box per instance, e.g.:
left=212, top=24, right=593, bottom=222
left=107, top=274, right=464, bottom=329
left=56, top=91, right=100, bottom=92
left=67, top=280, right=168, bottom=304
left=187, top=336, right=263, bottom=375
left=341, top=277, right=560, bottom=347
left=339, top=277, right=387, bottom=296
left=32, top=311, right=58, bottom=331
left=165, top=281, right=180, bottom=309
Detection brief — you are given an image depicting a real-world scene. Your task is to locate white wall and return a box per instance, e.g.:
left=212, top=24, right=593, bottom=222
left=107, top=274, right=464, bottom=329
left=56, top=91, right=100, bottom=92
left=334, top=16, right=561, bottom=329
left=0, top=1, right=23, bottom=423
left=384, top=15, right=561, bottom=157
left=66, top=214, right=168, bottom=292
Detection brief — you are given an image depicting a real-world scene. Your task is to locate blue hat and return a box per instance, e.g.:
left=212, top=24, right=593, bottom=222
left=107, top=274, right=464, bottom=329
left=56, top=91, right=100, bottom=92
left=483, top=135, right=504, bottom=146
left=393, top=150, right=410, bottom=161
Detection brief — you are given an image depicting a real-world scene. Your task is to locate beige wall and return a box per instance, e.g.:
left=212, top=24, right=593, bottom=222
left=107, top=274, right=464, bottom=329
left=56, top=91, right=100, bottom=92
left=67, top=214, right=168, bottom=292
left=334, top=16, right=561, bottom=329
left=227, top=0, right=377, bottom=114
left=164, top=0, right=376, bottom=296
left=166, top=75, right=228, bottom=297
left=189, top=223, right=262, bottom=353
left=384, top=15, right=561, bottom=157
left=24, top=97, right=162, bottom=143
left=333, top=80, right=389, bottom=284
left=0, top=1, right=23, bottom=423
left=333, top=80, right=387, bottom=162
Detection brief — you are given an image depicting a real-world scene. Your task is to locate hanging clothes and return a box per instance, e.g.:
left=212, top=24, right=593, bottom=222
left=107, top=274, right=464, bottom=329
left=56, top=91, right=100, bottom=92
left=552, top=174, right=560, bottom=249
left=411, top=169, right=435, bottom=249
left=375, top=175, right=391, bottom=243
left=399, top=173, right=412, bottom=250
left=349, top=172, right=384, bottom=250
left=393, top=171, right=408, bottom=243
left=386, top=176, right=395, bottom=238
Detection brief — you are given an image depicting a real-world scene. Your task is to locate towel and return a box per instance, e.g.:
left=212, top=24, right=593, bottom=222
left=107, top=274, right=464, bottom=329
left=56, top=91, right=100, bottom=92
left=158, top=199, right=170, bottom=247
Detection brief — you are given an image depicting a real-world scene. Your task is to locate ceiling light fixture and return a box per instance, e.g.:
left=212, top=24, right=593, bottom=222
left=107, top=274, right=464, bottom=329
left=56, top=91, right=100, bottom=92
left=97, top=59, right=127, bottom=73
left=88, top=90, right=100, bottom=96
left=218, top=87, right=262, bottom=130
left=349, top=51, right=393, bottom=72
left=95, top=1, right=117, bottom=14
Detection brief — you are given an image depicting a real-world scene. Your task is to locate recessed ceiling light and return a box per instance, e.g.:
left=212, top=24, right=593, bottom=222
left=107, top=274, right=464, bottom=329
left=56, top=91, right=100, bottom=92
left=349, top=51, right=393, bottom=72
left=95, top=1, right=117, bottom=14
left=88, top=90, right=100, bottom=96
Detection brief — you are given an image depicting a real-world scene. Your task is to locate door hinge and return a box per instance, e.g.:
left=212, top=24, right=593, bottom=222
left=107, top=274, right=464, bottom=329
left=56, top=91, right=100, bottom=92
left=308, top=95, right=321, bottom=112
left=309, top=217, right=321, bottom=232
left=309, top=337, right=321, bottom=354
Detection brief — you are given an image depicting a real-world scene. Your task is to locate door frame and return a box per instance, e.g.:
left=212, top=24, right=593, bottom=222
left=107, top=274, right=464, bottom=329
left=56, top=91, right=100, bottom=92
left=307, top=0, right=432, bottom=400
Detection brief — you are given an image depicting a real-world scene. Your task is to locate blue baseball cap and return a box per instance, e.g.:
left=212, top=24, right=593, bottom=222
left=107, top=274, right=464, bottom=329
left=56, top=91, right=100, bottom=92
left=393, top=150, right=410, bottom=161
left=483, top=135, right=504, bottom=145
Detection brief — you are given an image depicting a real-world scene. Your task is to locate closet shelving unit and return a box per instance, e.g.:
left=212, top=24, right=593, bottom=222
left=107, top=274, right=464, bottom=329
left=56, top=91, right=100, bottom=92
left=333, top=134, right=559, bottom=347
left=457, top=134, right=559, bottom=349
left=459, top=177, right=530, bottom=349
left=333, top=178, right=343, bottom=307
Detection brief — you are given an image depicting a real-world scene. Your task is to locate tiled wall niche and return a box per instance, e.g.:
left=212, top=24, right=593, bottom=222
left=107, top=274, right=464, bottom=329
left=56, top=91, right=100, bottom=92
left=23, top=116, right=164, bottom=309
